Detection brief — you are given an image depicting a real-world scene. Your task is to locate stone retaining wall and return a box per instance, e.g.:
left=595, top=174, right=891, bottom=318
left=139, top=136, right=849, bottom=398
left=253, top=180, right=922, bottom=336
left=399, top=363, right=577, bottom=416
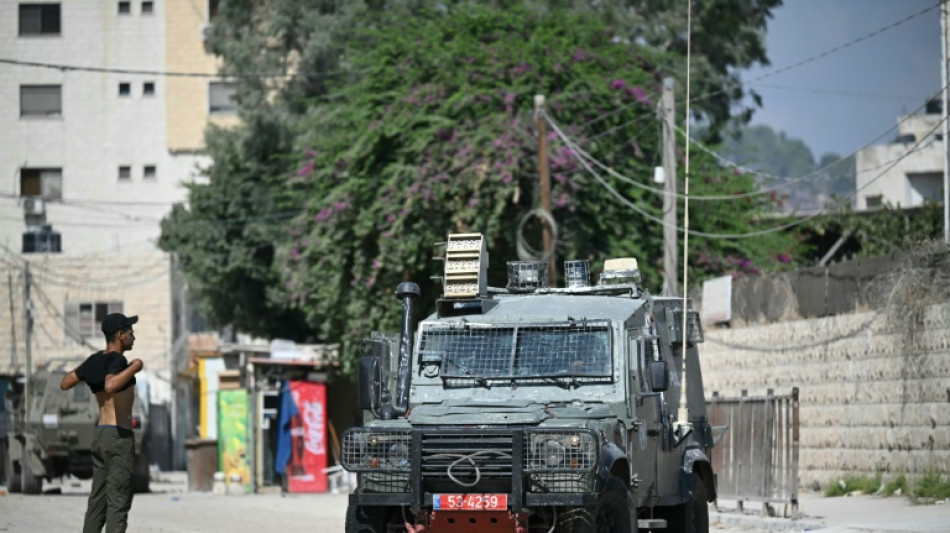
left=701, top=303, right=950, bottom=490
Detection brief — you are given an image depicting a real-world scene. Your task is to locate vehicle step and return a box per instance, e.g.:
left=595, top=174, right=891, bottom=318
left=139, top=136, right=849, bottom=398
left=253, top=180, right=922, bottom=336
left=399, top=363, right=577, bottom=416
left=637, top=518, right=667, bottom=529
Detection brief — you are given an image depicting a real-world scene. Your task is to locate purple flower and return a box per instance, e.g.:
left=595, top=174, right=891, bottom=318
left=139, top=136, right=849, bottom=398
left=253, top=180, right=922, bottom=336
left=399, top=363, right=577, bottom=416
left=511, top=63, right=531, bottom=76
left=778, top=253, right=791, bottom=264
left=503, top=92, right=517, bottom=105
left=297, top=161, right=315, bottom=177
left=373, top=259, right=382, bottom=270
left=610, top=79, right=627, bottom=91
left=626, top=86, right=653, bottom=106
left=315, top=208, right=332, bottom=222
left=572, top=48, right=587, bottom=62
left=290, top=248, right=301, bottom=260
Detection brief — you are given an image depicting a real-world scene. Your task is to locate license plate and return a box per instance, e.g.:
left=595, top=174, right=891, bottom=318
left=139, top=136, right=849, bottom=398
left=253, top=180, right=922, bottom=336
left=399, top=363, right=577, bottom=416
left=433, top=493, right=508, bottom=511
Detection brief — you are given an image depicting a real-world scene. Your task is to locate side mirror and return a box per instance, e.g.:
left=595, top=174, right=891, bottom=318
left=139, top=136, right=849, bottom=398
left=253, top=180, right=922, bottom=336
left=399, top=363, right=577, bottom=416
left=358, top=355, right=382, bottom=411
left=649, top=360, right=669, bottom=392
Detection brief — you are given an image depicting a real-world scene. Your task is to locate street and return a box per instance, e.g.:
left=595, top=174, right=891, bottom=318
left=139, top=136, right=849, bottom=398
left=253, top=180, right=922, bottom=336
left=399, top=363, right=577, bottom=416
left=1, top=474, right=949, bottom=532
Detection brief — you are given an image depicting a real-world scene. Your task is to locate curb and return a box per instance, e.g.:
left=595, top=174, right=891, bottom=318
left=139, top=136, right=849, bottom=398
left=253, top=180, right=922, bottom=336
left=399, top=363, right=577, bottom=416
left=710, top=510, right=825, bottom=532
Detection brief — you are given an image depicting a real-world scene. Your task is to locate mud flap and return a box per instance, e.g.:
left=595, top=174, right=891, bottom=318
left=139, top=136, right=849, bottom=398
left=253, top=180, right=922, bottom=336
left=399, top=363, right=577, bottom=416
left=681, top=448, right=715, bottom=502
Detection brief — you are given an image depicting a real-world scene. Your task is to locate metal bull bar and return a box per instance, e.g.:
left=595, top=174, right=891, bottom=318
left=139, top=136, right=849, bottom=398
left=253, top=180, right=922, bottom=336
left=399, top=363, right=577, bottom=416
left=706, top=388, right=800, bottom=518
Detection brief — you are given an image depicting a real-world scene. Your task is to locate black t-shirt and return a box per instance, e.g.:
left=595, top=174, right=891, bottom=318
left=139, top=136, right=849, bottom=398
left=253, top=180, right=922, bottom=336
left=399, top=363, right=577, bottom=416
left=75, top=351, right=135, bottom=393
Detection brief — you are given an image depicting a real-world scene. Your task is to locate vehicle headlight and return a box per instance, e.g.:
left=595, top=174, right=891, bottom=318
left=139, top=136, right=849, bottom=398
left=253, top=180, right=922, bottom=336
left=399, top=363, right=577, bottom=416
left=541, top=439, right=566, bottom=468
left=388, top=442, right=409, bottom=467
left=341, top=428, right=412, bottom=472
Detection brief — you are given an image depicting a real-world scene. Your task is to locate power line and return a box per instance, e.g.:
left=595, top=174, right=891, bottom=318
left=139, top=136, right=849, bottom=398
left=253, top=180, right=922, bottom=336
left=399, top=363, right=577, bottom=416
left=692, top=1, right=942, bottom=105
left=0, top=57, right=360, bottom=80
left=546, top=111, right=949, bottom=239
left=550, top=87, right=943, bottom=203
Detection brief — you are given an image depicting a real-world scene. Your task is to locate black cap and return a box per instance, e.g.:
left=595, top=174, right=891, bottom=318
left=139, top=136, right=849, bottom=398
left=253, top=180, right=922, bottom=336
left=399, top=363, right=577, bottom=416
left=101, top=313, right=138, bottom=336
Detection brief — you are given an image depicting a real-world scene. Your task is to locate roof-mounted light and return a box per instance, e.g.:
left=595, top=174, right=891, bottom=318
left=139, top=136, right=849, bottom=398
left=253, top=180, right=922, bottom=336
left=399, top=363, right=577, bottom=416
left=564, top=260, right=590, bottom=288
left=506, top=261, right=548, bottom=292
left=599, top=257, right=641, bottom=285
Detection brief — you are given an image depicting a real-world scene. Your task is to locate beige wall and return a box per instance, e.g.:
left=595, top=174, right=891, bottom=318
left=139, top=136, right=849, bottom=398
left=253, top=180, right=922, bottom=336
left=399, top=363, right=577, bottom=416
left=165, top=0, right=238, bottom=152
left=701, top=304, right=950, bottom=489
left=0, top=249, right=175, bottom=400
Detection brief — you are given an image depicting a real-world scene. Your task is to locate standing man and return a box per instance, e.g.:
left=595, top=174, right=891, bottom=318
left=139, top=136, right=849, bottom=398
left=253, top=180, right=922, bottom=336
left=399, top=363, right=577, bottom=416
left=60, top=313, right=144, bottom=533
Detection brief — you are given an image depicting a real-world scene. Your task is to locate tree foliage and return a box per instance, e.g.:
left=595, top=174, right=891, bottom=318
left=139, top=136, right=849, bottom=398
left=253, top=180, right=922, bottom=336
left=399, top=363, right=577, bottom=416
left=160, top=1, right=794, bottom=366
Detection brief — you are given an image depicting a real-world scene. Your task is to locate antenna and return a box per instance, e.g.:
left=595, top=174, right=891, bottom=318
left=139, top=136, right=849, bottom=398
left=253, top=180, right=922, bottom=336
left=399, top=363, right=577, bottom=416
left=677, top=0, right=693, bottom=432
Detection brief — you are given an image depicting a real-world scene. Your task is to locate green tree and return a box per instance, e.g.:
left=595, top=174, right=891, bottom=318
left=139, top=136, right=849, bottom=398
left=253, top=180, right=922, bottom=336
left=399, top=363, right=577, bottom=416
left=160, top=2, right=795, bottom=364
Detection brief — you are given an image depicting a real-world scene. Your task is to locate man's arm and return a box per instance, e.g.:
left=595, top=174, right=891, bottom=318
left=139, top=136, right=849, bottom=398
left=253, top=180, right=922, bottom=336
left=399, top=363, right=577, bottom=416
left=104, top=359, right=143, bottom=394
left=60, top=370, right=81, bottom=391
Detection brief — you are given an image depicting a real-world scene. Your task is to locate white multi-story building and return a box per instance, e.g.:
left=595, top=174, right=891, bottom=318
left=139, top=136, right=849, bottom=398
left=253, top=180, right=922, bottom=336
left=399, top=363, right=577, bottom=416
left=855, top=101, right=945, bottom=210
left=0, top=0, right=237, bottom=467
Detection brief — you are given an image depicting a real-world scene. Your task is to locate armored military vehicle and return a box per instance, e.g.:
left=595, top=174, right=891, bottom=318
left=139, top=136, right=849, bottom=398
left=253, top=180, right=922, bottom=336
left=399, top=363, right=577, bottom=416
left=342, top=233, right=717, bottom=532
left=4, top=360, right=150, bottom=494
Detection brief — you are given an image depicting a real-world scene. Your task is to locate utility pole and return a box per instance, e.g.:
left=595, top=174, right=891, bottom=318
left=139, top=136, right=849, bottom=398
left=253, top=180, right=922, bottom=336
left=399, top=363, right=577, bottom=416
left=23, top=263, right=33, bottom=412
left=534, top=94, right=556, bottom=287
left=942, top=1, right=949, bottom=244
left=661, top=78, right=679, bottom=295
left=7, top=273, right=18, bottom=374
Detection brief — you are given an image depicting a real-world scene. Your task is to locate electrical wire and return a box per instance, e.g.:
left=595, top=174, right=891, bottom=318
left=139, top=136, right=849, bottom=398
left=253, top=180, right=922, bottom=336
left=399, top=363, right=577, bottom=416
left=704, top=312, right=880, bottom=353
left=546, top=85, right=944, bottom=203
left=0, top=57, right=361, bottom=80
left=546, top=110, right=949, bottom=239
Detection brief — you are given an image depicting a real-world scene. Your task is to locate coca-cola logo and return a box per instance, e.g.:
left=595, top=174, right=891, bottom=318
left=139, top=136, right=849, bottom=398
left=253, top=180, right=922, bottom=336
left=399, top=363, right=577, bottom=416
left=300, top=400, right=325, bottom=455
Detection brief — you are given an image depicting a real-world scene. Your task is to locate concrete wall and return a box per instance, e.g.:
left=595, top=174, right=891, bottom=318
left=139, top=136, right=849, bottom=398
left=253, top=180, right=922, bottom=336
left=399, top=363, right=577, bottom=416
left=701, top=304, right=950, bottom=489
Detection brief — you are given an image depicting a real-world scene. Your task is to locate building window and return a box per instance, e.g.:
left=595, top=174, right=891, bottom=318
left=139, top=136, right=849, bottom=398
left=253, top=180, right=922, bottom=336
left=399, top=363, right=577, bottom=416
left=143, top=165, right=157, bottom=179
left=118, top=166, right=131, bottom=180
left=64, top=301, right=124, bottom=341
left=865, top=195, right=883, bottom=209
left=20, top=84, right=62, bottom=117
left=19, top=3, right=61, bottom=36
left=118, top=1, right=131, bottom=14
left=118, top=82, right=131, bottom=96
left=208, top=0, right=219, bottom=19
left=143, top=81, right=155, bottom=96
left=141, top=1, right=154, bottom=14
left=20, top=168, right=63, bottom=200
left=22, top=226, right=61, bottom=254
left=209, top=81, right=237, bottom=114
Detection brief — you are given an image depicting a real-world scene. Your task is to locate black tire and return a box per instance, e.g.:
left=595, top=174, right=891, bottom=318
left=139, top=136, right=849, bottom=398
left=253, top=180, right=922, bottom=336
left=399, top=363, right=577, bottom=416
left=557, top=476, right=635, bottom=533
left=595, top=476, right=636, bottom=533
left=555, top=507, right=594, bottom=533
left=6, top=446, right=21, bottom=493
left=663, top=473, right=709, bottom=533
left=133, top=443, right=150, bottom=493
left=20, top=452, right=42, bottom=494
left=345, top=504, right=390, bottom=533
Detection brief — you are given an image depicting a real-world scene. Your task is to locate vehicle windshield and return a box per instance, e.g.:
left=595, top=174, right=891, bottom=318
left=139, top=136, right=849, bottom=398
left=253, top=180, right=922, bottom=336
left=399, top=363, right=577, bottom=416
left=419, top=321, right=612, bottom=379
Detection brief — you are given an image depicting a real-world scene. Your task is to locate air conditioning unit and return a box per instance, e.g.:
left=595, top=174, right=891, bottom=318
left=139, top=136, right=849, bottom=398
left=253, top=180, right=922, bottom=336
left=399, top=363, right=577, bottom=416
left=22, top=197, right=45, bottom=216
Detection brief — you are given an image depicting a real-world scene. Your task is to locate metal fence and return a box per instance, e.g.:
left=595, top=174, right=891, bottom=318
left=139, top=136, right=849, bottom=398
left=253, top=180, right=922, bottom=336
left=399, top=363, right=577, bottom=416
left=706, top=388, right=800, bottom=518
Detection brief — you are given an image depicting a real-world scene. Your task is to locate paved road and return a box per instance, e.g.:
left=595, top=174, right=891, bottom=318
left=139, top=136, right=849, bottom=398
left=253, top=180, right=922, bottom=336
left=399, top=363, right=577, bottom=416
left=1, top=473, right=948, bottom=532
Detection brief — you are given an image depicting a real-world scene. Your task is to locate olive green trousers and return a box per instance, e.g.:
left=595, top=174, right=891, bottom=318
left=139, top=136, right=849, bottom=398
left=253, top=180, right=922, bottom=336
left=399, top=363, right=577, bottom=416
left=83, top=426, right=135, bottom=533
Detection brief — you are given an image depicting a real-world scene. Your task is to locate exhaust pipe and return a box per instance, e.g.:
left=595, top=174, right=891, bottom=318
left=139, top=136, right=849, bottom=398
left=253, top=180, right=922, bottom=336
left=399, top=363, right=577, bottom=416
left=392, top=281, right=421, bottom=417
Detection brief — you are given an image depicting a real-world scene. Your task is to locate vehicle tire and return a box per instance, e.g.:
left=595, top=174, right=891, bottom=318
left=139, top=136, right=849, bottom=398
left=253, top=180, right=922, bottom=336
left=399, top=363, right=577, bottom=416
left=344, top=504, right=390, bottom=533
left=663, top=472, right=709, bottom=533
left=6, top=447, right=21, bottom=493
left=555, top=507, right=594, bottom=533
left=20, top=452, right=42, bottom=494
left=594, top=476, right=635, bottom=533
left=133, top=443, right=150, bottom=493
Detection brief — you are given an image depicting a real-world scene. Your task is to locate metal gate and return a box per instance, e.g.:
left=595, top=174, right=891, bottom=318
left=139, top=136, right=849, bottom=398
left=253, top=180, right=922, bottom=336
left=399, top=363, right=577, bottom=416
left=706, top=388, right=799, bottom=518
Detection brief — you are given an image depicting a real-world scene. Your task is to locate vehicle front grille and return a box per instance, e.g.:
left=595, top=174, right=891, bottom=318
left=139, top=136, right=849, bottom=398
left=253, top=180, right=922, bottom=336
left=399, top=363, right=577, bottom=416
left=421, top=430, right=513, bottom=493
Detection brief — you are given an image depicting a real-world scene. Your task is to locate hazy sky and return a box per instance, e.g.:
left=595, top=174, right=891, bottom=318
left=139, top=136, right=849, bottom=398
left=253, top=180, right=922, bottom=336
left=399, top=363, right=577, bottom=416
left=741, top=0, right=941, bottom=159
